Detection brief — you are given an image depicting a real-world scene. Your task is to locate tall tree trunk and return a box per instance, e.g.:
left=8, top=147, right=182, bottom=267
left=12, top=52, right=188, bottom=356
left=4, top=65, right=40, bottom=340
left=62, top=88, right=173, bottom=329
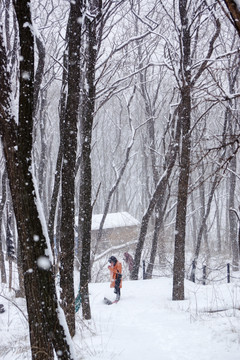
left=229, top=149, right=239, bottom=270
left=47, top=49, right=68, bottom=261
left=172, top=0, right=191, bottom=301
left=145, top=204, right=163, bottom=279
left=79, top=1, right=102, bottom=319
left=190, top=191, right=197, bottom=250
left=172, top=92, right=191, bottom=301
left=227, top=75, right=239, bottom=269
left=59, top=0, right=83, bottom=336
left=172, top=1, right=220, bottom=301
left=215, top=192, right=222, bottom=253
left=146, top=188, right=171, bottom=278
left=0, top=4, right=74, bottom=359
left=190, top=174, right=220, bottom=281
left=0, top=169, right=7, bottom=284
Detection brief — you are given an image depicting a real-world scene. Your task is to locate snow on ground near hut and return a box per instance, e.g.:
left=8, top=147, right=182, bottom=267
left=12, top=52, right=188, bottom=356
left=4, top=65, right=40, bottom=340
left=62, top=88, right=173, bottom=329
left=1, top=278, right=240, bottom=359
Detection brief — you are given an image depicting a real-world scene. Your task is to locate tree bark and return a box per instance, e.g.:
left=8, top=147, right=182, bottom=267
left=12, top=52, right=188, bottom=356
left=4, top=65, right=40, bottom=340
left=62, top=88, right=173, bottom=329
left=222, top=0, right=240, bottom=37
left=172, top=93, right=191, bottom=301
left=229, top=140, right=239, bottom=270
left=79, top=0, right=102, bottom=319
left=172, top=0, right=191, bottom=301
left=59, top=0, right=83, bottom=336
left=190, top=174, right=220, bottom=281
left=146, top=188, right=171, bottom=279
left=172, top=1, right=220, bottom=301
left=0, top=3, right=74, bottom=359
left=47, top=49, right=68, bottom=261
left=0, top=169, right=7, bottom=284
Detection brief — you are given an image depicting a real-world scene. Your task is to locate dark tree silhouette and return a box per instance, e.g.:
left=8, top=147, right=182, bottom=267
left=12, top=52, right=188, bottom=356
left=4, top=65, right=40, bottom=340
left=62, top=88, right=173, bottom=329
left=0, top=2, right=74, bottom=359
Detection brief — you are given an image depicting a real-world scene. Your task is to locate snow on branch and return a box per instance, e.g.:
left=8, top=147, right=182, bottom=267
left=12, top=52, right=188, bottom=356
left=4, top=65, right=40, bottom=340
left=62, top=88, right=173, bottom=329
left=94, top=239, right=138, bottom=262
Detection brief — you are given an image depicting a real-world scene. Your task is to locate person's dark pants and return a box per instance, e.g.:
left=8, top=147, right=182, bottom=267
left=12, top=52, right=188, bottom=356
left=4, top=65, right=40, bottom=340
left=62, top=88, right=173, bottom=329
left=114, top=273, right=122, bottom=300
left=114, top=286, right=121, bottom=300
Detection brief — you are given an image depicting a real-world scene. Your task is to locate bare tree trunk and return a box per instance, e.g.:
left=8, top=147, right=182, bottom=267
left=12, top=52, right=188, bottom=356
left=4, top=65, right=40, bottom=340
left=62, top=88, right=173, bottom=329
left=0, top=169, right=7, bottom=284
left=190, top=191, right=197, bottom=250
left=222, top=0, right=240, bottom=36
left=172, top=0, right=191, bottom=301
left=190, top=174, right=220, bottom=281
left=172, top=97, right=191, bottom=300
left=8, top=259, right=12, bottom=290
left=59, top=0, right=84, bottom=336
left=0, top=4, right=74, bottom=359
left=16, top=249, right=25, bottom=298
left=224, top=56, right=239, bottom=268
left=47, top=52, right=67, bottom=260
left=79, top=0, right=102, bottom=319
left=215, top=192, right=222, bottom=253
left=0, top=237, right=6, bottom=283
left=229, top=147, right=239, bottom=270
left=172, top=1, right=220, bottom=300
left=146, top=188, right=171, bottom=279
left=145, top=205, right=163, bottom=279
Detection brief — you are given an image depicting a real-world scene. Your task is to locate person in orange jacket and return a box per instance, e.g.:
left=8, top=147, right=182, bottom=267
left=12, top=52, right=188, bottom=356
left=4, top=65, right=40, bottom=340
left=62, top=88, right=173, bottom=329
left=108, top=256, right=122, bottom=301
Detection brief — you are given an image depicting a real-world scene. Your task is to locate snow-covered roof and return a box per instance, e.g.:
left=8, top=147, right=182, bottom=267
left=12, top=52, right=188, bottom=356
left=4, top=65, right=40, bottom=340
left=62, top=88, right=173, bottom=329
left=91, top=212, right=140, bottom=231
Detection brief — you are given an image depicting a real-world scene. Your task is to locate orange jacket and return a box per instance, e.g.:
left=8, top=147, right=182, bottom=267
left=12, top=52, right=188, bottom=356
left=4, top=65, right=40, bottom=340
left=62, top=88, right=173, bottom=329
left=108, top=261, right=122, bottom=288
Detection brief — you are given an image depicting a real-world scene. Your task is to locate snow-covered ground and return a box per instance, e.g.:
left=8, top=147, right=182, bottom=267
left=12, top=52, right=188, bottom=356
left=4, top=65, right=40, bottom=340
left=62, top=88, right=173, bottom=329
left=1, top=277, right=240, bottom=359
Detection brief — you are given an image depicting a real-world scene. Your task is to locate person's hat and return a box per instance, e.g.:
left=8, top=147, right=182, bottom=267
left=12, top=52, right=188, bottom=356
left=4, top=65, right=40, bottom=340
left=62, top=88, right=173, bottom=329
left=108, top=256, right=117, bottom=265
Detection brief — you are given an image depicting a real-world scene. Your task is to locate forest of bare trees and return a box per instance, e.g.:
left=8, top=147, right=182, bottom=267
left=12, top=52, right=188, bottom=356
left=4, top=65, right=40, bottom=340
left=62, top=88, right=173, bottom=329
left=0, top=0, right=240, bottom=359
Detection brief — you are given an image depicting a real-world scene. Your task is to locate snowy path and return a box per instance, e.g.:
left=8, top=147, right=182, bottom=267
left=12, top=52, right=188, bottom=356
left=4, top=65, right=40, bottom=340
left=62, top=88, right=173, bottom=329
left=75, top=278, right=240, bottom=360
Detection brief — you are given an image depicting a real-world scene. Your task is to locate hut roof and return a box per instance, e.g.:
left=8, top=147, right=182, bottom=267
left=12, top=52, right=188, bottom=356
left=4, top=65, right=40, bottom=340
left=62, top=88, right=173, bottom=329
left=92, top=212, right=140, bottom=230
